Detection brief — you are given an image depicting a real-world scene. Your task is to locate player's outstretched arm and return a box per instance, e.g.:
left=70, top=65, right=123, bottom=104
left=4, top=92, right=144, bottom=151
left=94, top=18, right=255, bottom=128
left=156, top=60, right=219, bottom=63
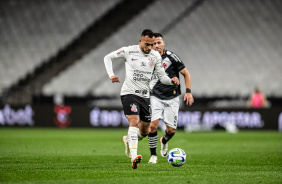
left=180, top=68, right=194, bottom=106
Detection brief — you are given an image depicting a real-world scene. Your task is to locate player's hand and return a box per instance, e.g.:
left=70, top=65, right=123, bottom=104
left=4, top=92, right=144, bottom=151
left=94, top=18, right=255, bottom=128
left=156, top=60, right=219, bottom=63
left=110, top=76, right=120, bottom=83
left=184, top=93, right=194, bottom=106
left=171, top=77, right=180, bottom=85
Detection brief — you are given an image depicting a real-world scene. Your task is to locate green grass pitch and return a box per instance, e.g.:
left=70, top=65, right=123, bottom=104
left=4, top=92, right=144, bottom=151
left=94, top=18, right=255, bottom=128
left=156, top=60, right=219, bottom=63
left=0, top=128, right=281, bottom=184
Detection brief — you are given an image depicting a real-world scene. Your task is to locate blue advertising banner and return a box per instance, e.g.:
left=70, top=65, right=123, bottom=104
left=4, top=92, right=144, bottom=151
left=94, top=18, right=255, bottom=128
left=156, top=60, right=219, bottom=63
left=0, top=104, right=281, bottom=130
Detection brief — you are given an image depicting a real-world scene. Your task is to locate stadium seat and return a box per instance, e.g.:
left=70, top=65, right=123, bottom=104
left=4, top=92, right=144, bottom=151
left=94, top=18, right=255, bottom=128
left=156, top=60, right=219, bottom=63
left=0, top=0, right=121, bottom=91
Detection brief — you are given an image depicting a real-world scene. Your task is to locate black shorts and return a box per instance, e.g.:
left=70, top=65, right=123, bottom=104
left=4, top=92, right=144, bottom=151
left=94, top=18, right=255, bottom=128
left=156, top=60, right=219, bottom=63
left=121, top=94, right=151, bottom=123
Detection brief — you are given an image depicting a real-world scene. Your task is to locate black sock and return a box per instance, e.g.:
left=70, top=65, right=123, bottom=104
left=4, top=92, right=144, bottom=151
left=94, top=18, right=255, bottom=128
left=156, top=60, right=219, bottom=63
left=148, top=131, right=158, bottom=156
left=162, top=131, right=175, bottom=144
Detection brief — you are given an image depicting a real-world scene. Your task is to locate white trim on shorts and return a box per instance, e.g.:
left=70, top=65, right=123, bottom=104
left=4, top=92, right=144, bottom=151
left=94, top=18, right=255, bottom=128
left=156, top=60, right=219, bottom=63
left=150, top=95, right=179, bottom=129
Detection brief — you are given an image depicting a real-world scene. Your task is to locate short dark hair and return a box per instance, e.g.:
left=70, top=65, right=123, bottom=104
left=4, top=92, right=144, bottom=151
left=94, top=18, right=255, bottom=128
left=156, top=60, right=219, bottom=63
left=154, top=33, right=163, bottom=38
left=141, top=29, right=154, bottom=38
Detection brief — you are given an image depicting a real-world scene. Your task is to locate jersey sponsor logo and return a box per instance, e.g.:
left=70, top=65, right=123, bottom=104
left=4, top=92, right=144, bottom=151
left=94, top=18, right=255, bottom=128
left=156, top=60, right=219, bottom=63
left=131, top=58, right=138, bottom=61
left=145, top=115, right=151, bottom=122
left=148, top=58, right=155, bottom=67
left=117, top=48, right=125, bottom=55
left=133, top=70, right=152, bottom=82
left=129, top=51, right=139, bottom=54
left=141, top=62, right=146, bottom=66
left=133, top=70, right=152, bottom=75
left=152, top=73, right=158, bottom=79
left=135, top=90, right=148, bottom=95
left=130, top=103, right=138, bottom=112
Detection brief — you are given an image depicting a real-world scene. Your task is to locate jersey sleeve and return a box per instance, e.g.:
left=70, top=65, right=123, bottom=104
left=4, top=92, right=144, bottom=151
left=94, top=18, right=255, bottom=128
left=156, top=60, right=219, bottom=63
left=104, top=47, right=128, bottom=78
left=170, top=52, right=185, bottom=72
left=154, top=56, right=173, bottom=85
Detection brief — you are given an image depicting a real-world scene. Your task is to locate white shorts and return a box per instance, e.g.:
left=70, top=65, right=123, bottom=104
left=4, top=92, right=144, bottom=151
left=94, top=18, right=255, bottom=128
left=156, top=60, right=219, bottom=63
left=150, top=95, right=179, bottom=129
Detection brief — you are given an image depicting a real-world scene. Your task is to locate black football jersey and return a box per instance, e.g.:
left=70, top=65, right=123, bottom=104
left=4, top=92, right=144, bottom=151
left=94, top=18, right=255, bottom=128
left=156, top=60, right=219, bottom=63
left=150, top=49, right=185, bottom=100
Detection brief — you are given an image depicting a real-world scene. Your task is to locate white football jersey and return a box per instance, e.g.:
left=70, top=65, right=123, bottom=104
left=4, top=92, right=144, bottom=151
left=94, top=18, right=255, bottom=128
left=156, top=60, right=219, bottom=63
left=104, top=45, right=172, bottom=98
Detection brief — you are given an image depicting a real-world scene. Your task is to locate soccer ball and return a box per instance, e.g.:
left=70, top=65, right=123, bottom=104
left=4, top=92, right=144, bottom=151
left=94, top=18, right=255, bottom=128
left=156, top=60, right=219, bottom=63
left=167, top=148, right=186, bottom=167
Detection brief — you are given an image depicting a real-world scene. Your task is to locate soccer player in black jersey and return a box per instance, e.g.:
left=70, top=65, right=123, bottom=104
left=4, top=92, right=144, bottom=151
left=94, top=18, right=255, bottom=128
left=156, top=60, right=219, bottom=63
left=148, top=33, right=194, bottom=164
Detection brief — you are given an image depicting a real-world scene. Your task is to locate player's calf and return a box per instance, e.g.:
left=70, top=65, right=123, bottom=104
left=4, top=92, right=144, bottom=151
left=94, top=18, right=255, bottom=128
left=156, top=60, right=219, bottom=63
left=148, top=131, right=158, bottom=156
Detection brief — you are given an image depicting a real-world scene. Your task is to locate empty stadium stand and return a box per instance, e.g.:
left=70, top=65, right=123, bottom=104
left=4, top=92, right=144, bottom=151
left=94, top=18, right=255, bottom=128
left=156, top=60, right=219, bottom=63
left=0, top=0, right=121, bottom=89
left=42, top=0, right=197, bottom=97
left=0, top=0, right=155, bottom=104
left=1, top=0, right=281, bottom=106
left=43, top=0, right=282, bottom=98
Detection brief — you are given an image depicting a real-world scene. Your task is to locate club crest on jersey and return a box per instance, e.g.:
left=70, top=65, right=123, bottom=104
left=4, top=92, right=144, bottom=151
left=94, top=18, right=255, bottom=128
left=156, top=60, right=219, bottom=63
left=148, top=58, right=155, bottom=67
left=163, top=62, right=167, bottom=69
left=130, top=103, right=138, bottom=112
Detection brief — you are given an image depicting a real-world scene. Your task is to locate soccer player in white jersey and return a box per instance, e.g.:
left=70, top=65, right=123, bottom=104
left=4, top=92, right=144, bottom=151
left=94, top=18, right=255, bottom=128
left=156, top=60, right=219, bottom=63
left=148, top=33, right=194, bottom=164
left=104, top=29, right=180, bottom=169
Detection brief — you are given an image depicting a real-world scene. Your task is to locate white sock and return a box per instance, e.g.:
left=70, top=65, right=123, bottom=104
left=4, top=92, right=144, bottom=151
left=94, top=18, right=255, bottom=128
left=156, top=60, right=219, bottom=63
left=137, top=129, right=145, bottom=141
left=128, top=127, right=138, bottom=160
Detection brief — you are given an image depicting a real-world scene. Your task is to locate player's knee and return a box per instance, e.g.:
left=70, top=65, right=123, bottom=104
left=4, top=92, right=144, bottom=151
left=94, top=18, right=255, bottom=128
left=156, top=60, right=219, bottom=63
left=130, top=120, right=139, bottom=127
left=126, top=115, right=139, bottom=127
left=140, top=129, right=149, bottom=137
left=149, top=124, right=158, bottom=133
left=166, top=127, right=176, bottom=135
